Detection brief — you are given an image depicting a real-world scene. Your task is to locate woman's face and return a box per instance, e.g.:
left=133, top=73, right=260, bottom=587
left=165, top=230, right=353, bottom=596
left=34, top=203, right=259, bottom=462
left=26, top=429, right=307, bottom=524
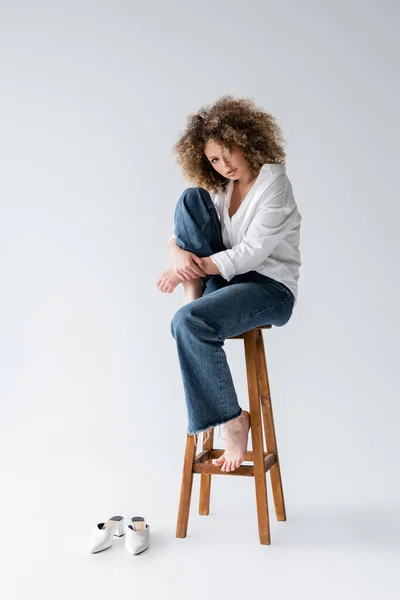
left=204, top=140, right=249, bottom=180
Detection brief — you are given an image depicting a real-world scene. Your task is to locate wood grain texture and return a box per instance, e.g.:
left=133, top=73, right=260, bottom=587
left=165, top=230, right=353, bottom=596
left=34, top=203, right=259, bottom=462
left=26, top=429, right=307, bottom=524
left=256, top=332, right=287, bottom=521
left=176, top=432, right=196, bottom=538
left=243, top=329, right=271, bottom=545
left=199, top=427, right=214, bottom=515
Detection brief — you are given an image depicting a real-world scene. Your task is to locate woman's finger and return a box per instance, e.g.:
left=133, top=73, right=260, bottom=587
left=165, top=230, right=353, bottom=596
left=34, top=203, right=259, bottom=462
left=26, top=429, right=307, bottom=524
left=192, top=256, right=205, bottom=268
left=193, top=265, right=207, bottom=277
left=186, top=268, right=201, bottom=279
left=179, top=271, right=191, bottom=280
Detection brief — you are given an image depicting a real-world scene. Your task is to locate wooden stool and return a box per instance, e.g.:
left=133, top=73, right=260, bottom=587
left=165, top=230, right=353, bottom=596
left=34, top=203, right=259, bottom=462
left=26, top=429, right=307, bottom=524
left=175, top=325, right=286, bottom=545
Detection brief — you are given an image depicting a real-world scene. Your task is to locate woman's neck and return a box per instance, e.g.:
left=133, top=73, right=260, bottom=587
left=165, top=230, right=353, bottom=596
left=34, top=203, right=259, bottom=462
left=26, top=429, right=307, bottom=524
left=236, top=170, right=258, bottom=187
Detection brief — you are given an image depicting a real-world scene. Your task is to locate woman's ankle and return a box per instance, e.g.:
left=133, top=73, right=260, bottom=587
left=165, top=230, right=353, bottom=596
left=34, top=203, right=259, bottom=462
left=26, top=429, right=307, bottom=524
left=182, top=278, right=203, bottom=303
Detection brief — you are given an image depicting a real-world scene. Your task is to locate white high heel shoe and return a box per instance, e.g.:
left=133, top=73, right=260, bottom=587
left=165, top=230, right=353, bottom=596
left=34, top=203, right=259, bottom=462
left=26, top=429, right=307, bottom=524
left=88, top=515, right=125, bottom=554
left=125, top=516, right=150, bottom=555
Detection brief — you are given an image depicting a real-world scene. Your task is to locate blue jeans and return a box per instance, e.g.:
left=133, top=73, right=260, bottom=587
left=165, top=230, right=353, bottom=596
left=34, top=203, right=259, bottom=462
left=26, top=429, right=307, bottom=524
left=170, top=187, right=295, bottom=435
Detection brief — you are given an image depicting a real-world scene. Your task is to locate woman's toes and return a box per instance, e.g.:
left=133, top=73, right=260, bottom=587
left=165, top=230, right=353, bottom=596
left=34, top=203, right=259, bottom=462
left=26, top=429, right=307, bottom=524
left=213, top=456, right=225, bottom=466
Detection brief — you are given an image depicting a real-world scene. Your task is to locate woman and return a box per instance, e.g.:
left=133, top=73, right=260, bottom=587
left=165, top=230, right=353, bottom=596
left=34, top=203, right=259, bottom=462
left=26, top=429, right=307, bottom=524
left=156, top=95, right=302, bottom=473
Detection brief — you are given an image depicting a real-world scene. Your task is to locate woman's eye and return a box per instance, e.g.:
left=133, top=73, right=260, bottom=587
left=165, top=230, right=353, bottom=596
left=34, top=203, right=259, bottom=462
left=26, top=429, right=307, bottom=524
left=211, top=159, right=218, bottom=164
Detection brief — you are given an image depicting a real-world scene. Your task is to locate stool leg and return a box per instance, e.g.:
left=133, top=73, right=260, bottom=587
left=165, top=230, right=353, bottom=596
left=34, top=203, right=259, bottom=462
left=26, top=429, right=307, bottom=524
left=243, top=330, right=271, bottom=545
left=256, top=332, right=287, bottom=521
left=176, top=433, right=196, bottom=538
left=199, top=428, right=214, bottom=515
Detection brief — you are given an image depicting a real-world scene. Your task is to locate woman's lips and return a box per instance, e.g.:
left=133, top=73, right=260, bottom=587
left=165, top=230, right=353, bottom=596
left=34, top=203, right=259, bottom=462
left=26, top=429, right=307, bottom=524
left=227, top=168, right=237, bottom=176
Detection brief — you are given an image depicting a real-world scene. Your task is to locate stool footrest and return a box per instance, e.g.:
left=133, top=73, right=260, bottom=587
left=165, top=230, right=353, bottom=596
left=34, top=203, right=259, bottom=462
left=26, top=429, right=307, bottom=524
left=192, top=450, right=277, bottom=476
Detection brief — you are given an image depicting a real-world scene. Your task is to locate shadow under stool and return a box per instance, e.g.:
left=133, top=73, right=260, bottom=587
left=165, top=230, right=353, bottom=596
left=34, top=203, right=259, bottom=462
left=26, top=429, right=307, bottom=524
left=176, top=325, right=286, bottom=546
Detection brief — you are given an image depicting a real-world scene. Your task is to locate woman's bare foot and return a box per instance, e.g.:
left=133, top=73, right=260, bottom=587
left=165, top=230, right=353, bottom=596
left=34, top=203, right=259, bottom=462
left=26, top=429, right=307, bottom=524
left=182, top=278, right=203, bottom=304
left=212, top=410, right=251, bottom=472
left=156, top=267, right=182, bottom=293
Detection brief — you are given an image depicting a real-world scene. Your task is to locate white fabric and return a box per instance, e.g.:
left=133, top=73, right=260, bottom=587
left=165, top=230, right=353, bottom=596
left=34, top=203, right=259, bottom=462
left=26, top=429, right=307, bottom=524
left=169, top=163, right=302, bottom=302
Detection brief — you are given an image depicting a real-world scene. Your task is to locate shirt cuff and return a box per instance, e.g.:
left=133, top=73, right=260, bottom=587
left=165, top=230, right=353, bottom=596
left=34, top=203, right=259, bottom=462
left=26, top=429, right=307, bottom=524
left=209, top=252, right=236, bottom=281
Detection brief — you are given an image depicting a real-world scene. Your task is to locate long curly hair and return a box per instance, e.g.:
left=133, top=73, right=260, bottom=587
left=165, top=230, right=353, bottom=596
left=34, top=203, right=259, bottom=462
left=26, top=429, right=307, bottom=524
left=172, top=95, right=286, bottom=193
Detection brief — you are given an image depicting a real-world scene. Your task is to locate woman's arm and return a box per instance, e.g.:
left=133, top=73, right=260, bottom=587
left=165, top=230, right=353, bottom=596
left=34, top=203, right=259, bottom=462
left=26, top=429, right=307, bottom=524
left=208, top=174, right=301, bottom=281
left=200, top=256, right=221, bottom=275
left=168, top=235, right=221, bottom=276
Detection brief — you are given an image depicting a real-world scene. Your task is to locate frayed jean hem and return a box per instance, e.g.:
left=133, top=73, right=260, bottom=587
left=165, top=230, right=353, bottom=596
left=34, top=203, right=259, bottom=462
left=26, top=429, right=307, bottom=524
left=187, top=406, right=243, bottom=436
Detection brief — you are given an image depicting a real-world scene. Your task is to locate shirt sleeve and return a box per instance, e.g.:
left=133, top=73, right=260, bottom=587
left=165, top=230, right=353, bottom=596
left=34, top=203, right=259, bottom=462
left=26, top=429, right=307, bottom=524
left=209, top=174, right=301, bottom=281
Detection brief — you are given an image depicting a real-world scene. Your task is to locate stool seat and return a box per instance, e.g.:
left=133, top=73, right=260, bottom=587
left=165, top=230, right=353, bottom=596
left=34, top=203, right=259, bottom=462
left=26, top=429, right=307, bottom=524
left=176, top=325, right=286, bottom=546
left=227, top=324, right=271, bottom=339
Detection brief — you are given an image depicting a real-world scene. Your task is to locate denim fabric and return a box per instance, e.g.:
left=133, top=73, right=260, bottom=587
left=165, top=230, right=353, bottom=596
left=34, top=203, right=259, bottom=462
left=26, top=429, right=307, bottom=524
left=170, top=187, right=295, bottom=435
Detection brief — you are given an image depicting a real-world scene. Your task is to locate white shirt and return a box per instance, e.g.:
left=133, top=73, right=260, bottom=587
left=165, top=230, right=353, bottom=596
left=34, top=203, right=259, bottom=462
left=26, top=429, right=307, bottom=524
left=170, top=163, right=302, bottom=303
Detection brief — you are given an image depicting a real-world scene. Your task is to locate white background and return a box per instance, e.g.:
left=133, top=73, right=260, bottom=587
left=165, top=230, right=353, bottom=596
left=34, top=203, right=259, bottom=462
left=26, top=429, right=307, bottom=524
left=1, top=1, right=399, bottom=598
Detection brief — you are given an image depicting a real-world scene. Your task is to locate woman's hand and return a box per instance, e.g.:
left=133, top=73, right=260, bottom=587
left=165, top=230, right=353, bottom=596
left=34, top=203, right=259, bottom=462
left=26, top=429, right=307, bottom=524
left=169, top=243, right=207, bottom=280
left=156, top=248, right=207, bottom=294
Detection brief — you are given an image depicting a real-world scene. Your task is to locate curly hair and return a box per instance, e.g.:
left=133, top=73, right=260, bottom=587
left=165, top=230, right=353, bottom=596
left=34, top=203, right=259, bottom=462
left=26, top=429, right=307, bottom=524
left=172, top=95, right=286, bottom=193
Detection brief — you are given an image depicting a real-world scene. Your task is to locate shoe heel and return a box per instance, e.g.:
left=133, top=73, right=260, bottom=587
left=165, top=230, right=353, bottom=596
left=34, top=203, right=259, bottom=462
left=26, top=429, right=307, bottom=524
left=112, top=516, right=125, bottom=537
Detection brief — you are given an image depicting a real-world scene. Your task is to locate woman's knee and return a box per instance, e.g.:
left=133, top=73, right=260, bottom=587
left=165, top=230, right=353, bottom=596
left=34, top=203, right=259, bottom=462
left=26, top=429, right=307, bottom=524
left=170, top=302, right=210, bottom=338
left=176, top=187, right=211, bottom=214
left=170, top=304, right=191, bottom=338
